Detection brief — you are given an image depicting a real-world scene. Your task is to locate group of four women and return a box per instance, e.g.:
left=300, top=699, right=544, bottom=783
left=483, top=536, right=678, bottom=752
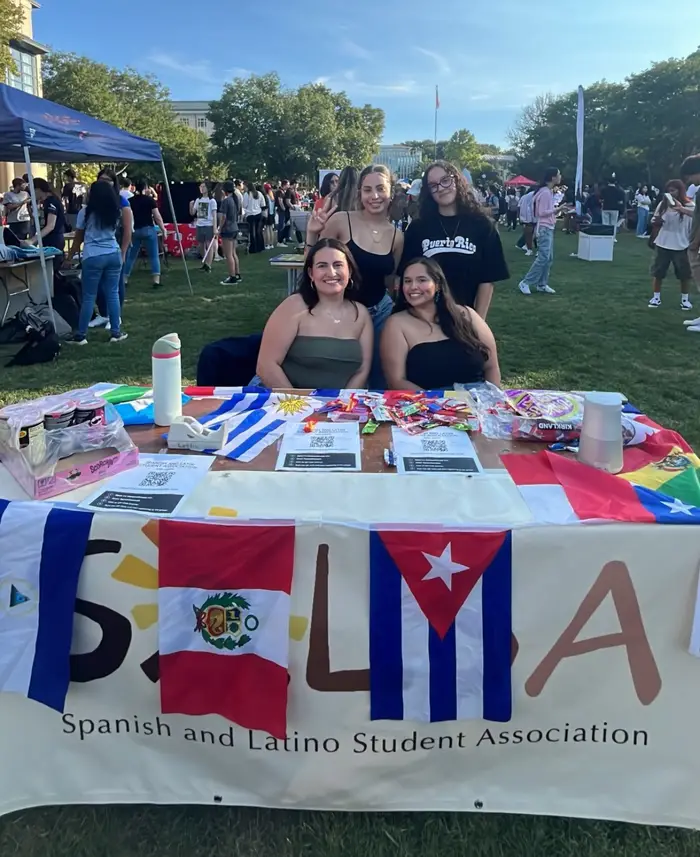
left=256, top=161, right=508, bottom=391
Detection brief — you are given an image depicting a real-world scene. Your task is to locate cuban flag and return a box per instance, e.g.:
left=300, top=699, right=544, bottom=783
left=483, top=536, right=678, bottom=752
left=158, top=520, right=295, bottom=738
left=370, top=530, right=512, bottom=723
left=0, top=500, right=92, bottom=712
left=198, top=392, right=320, bottom=462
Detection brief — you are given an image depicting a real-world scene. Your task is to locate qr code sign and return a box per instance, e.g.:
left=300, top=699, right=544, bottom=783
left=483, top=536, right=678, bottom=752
left=421, top=438, right=448, bottom=453
left=310, top=435, right=335, bottom=449
left=139, top=471, right=174, bottom=488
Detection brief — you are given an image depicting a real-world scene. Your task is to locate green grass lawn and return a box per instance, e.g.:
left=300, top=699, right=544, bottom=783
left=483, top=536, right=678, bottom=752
left=1, top=230, right=700, bottom=856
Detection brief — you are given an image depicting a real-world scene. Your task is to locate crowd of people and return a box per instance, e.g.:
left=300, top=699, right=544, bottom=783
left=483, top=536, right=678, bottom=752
left=2, top=152, right=700, bottom=365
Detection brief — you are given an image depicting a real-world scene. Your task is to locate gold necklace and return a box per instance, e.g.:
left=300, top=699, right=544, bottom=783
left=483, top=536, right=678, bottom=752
left=324, top=305, right=344, bottom=324
left=439, top=216, right=461, bottom=241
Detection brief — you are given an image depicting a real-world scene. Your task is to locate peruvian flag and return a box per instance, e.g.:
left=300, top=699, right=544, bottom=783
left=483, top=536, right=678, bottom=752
left=158, top=521, right=295, bottom=738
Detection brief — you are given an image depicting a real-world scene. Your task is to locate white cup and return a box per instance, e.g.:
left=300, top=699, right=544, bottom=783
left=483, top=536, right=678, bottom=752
left=578, top=392, right=623, bottom=473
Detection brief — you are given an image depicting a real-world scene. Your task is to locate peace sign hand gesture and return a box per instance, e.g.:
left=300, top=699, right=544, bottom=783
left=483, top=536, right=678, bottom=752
left=307, top=197, right=338, bottom=237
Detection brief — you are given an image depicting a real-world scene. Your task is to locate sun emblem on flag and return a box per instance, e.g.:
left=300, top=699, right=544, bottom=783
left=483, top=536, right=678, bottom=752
left=193, top=592, right=259, bottom=651
left=274, top=395, right=310, bottom=417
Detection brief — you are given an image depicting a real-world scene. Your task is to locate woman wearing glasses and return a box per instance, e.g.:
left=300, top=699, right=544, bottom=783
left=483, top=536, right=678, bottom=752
left=399, top=161, right=509, bottom=318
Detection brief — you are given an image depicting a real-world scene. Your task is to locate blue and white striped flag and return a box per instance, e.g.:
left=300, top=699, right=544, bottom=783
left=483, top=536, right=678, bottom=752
left=200, top=392, right=321, bottom=462
left=0, top=500, right=93, bottom=712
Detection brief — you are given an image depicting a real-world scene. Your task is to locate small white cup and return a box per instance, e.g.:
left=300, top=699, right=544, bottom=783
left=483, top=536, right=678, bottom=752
left=578, top=392, right=623, bottom=473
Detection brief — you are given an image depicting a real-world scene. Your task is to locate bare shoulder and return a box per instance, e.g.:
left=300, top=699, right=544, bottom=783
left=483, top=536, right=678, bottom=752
left=277, top=293, right=307, bottom=317
left=382, top=310, right=409, bottom=332
left=354, top=302, right=372, bottom=324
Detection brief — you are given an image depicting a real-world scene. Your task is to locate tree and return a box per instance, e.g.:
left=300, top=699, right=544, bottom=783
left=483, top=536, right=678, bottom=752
left=443, top=129, right=490, bottom=174
left=0, top=0, right=24, bottom=80
left=208, top=73, right=384, bottom=181
left=41, top=52, right=210, bottom=180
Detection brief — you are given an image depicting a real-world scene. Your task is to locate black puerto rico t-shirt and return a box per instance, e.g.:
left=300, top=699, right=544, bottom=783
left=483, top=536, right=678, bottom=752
left=399, top=214, right=510, bottom=307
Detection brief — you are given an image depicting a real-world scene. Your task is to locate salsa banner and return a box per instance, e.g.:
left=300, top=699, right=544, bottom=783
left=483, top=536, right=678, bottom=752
left=2, top=514, right=700, bottom=828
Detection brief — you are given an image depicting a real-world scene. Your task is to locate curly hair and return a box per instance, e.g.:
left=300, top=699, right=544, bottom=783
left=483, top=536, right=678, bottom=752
left=418, top=160, right=489, bottom=221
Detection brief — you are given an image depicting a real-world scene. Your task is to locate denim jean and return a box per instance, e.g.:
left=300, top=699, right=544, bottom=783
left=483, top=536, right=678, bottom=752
left=125, top=225, right=160, bottom=277
left=367, top=292, right=394, bottom=388
left=79, top=251, right=122, bottom=336
left=277, top=211, right=290, bottom=243
left=636, top=207, right=649, bottom=236
left=521, top=226, right=555, bottom=288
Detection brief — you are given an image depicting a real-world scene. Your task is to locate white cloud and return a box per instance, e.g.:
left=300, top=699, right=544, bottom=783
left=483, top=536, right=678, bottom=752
left=148, top=51, right=249, bottom=85
left=413, top=47, right=451, bottom=76
left=317, top=68, right=423, bottom=97
left=340, top=38, right=372, bottom=60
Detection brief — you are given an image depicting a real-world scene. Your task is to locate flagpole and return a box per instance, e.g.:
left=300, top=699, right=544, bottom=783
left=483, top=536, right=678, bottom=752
left=434, top=85, right=438, bottom=159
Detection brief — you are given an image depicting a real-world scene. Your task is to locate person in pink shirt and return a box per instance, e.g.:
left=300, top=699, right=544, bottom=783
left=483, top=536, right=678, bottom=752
left=518, top=167, right=564, bottom=296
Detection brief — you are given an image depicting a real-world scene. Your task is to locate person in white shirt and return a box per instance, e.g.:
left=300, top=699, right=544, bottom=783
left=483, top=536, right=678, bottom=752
left=242, top=181, right=265, bottom=253
left=517, top=188, right=537, bottom=255
left=3, top=178, right=31, bottom=239
left=634, top=185, right=651, bottom=237
left=189, top=181, right=218, bottom=272
left=648, top=180, right=694, bottom=310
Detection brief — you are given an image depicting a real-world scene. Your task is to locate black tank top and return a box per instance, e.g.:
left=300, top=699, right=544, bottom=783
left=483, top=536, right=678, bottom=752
left=406, top=339, right=485, bottom=390
left=345, top=213, right=397, bottom=308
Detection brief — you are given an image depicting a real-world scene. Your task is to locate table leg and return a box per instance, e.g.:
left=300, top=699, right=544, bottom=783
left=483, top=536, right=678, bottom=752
left=287, top=269, right=296, bottom=296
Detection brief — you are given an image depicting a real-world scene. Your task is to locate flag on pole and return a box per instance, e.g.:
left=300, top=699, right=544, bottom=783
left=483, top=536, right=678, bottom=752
left=0, top=499, right=93, bottom=712
left=158, top=520, right=295, bottom=738
left=369, top=530, right=512, bottom=723
left=435, top=85, right=440, bottom=110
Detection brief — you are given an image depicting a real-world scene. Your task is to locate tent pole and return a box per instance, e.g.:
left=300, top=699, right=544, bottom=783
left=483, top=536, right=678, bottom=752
left=23, top=146, right=56, bottom=330
left=159, top=159, right=193, bottom=295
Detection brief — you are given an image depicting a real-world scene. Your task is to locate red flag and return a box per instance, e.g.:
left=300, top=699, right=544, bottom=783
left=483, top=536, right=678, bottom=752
left=435, top=86, right=440, bottom=110
left=158, top=521, right=295, bottom=738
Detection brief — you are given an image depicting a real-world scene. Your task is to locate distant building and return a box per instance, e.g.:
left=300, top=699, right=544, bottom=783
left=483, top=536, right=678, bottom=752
left=171, top=101, right=214, bottom=137
left=2, top=0, right=48, bottom=189
left=488, top=154, right=517, bottom=182
left=372, top=145, right=422, bottom=178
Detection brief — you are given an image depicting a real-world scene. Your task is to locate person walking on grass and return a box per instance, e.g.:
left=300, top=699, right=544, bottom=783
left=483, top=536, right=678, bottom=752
left=635, top=185, right=652, bottom=238
left=648, top=180, right=693, bottom=311
left=219, top=181, right=242, bottom=285
left=124, top=178, right=167, bottom=290
left=190, top=181, right=218, bottom=272
left=679, top=156, right=700, bottom=332
left=516, top=187, right=536, bottom=255
left=518, top=167, right=564, bottom=296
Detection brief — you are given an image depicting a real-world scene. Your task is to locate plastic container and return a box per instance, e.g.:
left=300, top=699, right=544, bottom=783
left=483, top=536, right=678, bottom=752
left=152, top=333, right=182, bottom=427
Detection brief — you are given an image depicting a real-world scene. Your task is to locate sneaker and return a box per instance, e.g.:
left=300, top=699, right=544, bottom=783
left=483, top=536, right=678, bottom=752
left=220, top=276, right=238, bottom=285
left=687, top=323, right=700, bottom=332
left=537, top=284, right=556, bottom=294
left=683, top=316, right=700, bottom=326
left=276, top=243, right=287, bottom=248
left=681, top=296, right=693, bottom=311
left=234, top=275, right=242, bottom=283
left=104, top=317, right=121, bottom=333
left=88, top=314, right=108, bottom=329
left=66, top=333, right=87, bottom=345
left=524, top=249, right=533, bottom=256
left=201, top=263, right=211, bottom=273
left=109, top=331, right=128, bottom=343
left=518, top=281, right=532, bottom=295
left=648, top=295, right=661, bottom=308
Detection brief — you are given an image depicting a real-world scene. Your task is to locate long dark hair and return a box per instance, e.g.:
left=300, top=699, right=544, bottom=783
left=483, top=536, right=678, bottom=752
left=331, top=166, right=359, bottom=212
left=85, top=180, right=120, bottom=230
left=658, top=179, right=689, bottom=216
left=418, top=160, right=489, bottom=221
left=395, top=257, right=489, bottom=359
left=319, top=172, right=337, bottom=197
left=298, top=238, right=360, bottom=316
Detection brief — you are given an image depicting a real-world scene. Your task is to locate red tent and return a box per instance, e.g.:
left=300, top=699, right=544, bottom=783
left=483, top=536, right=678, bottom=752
left=505, top=175, right=537, bottom=187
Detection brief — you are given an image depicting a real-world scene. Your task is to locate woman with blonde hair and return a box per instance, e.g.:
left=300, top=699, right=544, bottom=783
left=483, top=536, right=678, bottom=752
left=305, top=164, right=403, bottom=385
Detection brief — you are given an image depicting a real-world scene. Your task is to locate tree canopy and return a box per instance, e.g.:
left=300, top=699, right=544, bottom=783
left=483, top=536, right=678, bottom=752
left=509, top=49, right=700, bottom=187
left=208, top=73, right=384, bottom=180
left=42, top=52, right=210, bottom=180
left=0, top=0, right=24, bottom=80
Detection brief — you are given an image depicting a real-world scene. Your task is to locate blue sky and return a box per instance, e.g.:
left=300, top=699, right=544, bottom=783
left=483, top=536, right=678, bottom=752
left=35, top=0, right=700, bottom=147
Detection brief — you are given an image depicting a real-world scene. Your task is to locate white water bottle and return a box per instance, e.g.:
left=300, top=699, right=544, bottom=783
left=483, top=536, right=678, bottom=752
left=152, top=333, right=182, bottom=427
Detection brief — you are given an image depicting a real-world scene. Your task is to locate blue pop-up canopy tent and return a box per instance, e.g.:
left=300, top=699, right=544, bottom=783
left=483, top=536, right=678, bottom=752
left=0, top=84, right=192, bottom=317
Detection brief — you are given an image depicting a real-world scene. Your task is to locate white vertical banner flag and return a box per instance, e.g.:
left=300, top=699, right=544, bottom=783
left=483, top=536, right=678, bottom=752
left=575, top=85, right=584, bottom=215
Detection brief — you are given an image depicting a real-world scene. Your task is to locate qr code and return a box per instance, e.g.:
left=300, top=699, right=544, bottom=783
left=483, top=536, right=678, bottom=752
left=421, top=438, right=448, bottom=453
left=139, top=471, right=174, bottom=488
left=310, top=435, right=335, bottom=449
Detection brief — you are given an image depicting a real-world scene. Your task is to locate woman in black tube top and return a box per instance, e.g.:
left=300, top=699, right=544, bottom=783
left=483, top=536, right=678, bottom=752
left=380, top=257, right=501, bottom=391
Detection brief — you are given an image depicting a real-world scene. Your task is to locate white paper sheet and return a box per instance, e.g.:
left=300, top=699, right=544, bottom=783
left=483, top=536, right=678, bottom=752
left=275, top=422, right=361, bottom=472
left=79, top=453, right=213, bottom=517
left=392, top=426, right=483, bottom=475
